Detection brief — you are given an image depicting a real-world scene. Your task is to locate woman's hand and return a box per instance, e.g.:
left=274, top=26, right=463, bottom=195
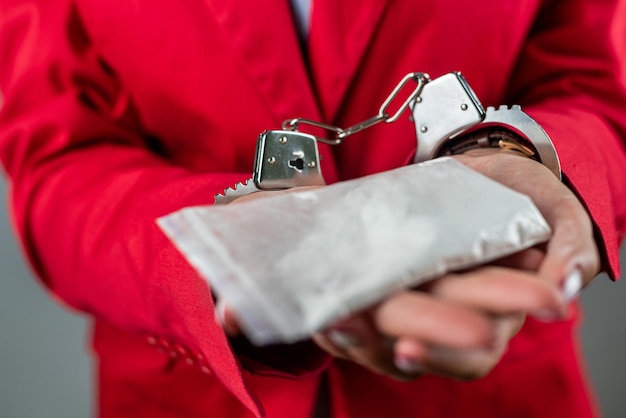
left=313, top=150, right=600, bottom=381
left=220, top=151, right=600, bottom=381
left=312, top=265, right=563, bottom=380
left=453, top=149, right=600, bottom=290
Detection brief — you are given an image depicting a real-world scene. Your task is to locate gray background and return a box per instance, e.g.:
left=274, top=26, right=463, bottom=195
left=0, top=176, right=625, bottom=418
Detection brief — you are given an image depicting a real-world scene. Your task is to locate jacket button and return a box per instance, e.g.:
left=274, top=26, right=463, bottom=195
left=153, top=338, right=173, bottom=352
left=170, top=343, right=189, bottom=359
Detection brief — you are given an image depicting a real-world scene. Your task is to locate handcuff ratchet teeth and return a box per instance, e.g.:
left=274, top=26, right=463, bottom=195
left=432, top=104, right=561, bottom=179
left=214, top=130, right=325, bottom=205
left=410, top=73, right=561, bottom=179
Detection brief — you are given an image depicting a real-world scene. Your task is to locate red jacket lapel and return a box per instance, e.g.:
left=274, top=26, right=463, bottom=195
left=308, top=0, right=391, bottom=123
left=205, top=0, right=340, bottom=184
left=206, top=0, right=320, bottom=124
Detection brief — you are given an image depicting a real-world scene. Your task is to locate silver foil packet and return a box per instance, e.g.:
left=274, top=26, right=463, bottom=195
left=158, top=158, right=551, bottom=345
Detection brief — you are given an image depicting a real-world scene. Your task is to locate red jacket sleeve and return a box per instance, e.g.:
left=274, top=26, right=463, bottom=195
left=0, top=1, right=327, bottom=415
left=507, top=0, right=626, bottom=279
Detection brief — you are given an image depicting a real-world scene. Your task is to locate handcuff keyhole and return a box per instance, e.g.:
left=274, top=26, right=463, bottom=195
left=289, top=158, right=305, bottom=171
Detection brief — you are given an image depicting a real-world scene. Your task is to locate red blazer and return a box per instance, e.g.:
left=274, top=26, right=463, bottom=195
left=1, top=1, right=625, bottom=417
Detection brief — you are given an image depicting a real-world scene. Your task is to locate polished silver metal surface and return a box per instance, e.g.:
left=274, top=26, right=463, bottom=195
left=218, top=72, right=561, bottom=206
left=411, top=74, right=561, bottom=180
left=282, top=118, right=344, bottom=145
left=282, top=72, right=430, bottom=144
left=412, top=72, right=485, bottom=163
left=377, top=72, right=430, bottom=124
left=473, top=105, right=561, bottom=179
left=436, top=105, right=562, bottom=179
left=253, top=130, right=324, bottom=189
left=214, top=130, right=325, bottom=205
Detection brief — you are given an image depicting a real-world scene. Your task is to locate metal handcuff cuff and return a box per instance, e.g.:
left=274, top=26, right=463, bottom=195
left=214, top=72, right=561, bottom=205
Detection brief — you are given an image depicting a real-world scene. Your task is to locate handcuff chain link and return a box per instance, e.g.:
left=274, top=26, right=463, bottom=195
left=282, top=72, right=430, bottom=145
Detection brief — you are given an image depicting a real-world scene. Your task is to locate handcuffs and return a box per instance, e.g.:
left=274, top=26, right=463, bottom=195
left=214, top=71, right=561, bottom=205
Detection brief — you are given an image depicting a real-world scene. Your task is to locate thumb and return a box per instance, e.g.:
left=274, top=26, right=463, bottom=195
left=537, top=195, right=600, bottom=300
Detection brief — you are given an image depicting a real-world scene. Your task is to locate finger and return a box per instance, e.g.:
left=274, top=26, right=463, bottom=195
left=311, top=333, right=351, bottom=359
left=315, top=314, right=402, bottom=378
left=491, top=247, right=545, bottom=271
left=393, top=338, right=429, bottom=376
left=429, top=267, right=566, bottom=319
left=395, top=314, right=523, bottom=380
left=229, top=190, right=285, bottom=205
left=230, top=186, right=322, bottom=205
left=372, top=291, right=496, bottom=349
left=536, top=196, right=600, bottom=290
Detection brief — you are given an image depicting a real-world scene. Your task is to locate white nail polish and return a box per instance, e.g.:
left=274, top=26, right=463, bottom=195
left=562, top=269, right=583, bottom=302
left=327, top=329, right=360, bottom=348
left=394, top=356, right=424, bottom=374
left=214, top=300, right=227, bottom=326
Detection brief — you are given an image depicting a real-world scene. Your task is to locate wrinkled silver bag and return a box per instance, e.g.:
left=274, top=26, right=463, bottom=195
left=158, top=158, right=550, bottom=345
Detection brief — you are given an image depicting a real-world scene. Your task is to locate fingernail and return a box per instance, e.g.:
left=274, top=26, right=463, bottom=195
left=215, top=301, right=238, bottom=335
left=327, top=329, right=362, bottom=348
left=214, top=301, right=226, bottom=326
left=562, top=268, right=583, bottom=302
left=394, top=356, right=424, bottom=374
left=533, top=308, right=565, bottom=322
